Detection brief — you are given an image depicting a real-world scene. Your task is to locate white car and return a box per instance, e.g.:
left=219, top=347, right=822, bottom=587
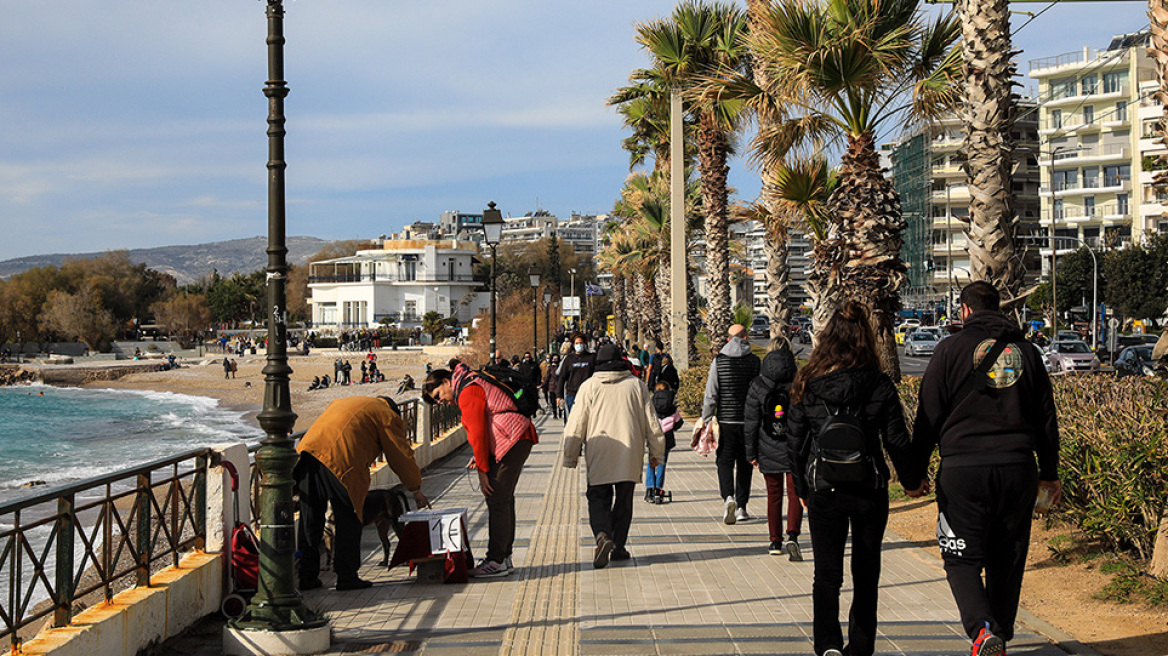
left=1032, top=342, right=1054, bottom=373
left=905, top=331, right=940, bottom=357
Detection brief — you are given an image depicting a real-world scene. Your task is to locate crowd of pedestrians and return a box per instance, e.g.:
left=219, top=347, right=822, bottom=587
left=307, top=283, right=1058, bottom=656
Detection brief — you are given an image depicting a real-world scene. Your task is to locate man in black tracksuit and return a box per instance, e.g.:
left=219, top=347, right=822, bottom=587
left=701, top=324, right=761, bottom=525
left=903, top=282, right=1061, bottom=656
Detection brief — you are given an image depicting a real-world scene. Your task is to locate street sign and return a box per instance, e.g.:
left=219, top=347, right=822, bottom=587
left=1109, top=318, right=1120, bottom=330
left=562, top=296, right=581, bottom=317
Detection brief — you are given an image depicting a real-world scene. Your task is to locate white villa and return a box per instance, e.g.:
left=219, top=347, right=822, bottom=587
left=308, top=238, right=490, bottom=329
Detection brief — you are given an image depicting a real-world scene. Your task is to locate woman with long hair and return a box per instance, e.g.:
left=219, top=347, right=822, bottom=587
left=786, top=301, right=914, bottom=656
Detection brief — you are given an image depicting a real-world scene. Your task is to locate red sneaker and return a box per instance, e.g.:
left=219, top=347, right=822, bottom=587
left=971, top=625, right=1006, bottom=656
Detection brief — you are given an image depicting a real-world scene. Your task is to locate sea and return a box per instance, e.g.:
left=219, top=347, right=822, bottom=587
left=0, top=384, right=263, bottom=608
left=0, top=383, right=263, bottom=503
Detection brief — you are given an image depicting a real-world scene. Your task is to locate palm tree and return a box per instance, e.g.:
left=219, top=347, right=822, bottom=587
left=740, top=0, right=960, bottom=379
left=610, top=71, right=676, bottom=175
left=957, top=0, right=1025, bottom=309
left=636, top=0, right=749, bottom=348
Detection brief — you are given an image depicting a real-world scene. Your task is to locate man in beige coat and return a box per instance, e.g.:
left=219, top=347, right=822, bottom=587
left=563, top=344, right=666, bottom=568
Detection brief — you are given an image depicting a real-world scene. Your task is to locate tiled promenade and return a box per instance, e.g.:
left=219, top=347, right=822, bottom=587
left=302, top=413, right=1083, bottom=656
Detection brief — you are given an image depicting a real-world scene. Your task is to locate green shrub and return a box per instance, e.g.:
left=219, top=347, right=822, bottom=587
left=897, top=374, right=1168, bottom=558
left=677, top=358, right=712, bottom=417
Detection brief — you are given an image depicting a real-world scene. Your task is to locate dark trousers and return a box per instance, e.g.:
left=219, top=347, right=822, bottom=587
left=295, top=453, right=363, bottom=584
left=715, top=422, right=752, bottom=508
left=544, top=389, right=559, bottom=418
left=937, top=463, right=1038, bottom=641
left=764, top=472, right=803, bottom=542
left=485, top=440, right=533, bottom=563
left=807, top=487, right=889, bottom=656
left=586, top=481, right=636, bottom=549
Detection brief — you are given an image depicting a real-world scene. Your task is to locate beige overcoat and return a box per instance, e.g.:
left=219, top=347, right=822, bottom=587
left=562, top=369, right=666, bottom=486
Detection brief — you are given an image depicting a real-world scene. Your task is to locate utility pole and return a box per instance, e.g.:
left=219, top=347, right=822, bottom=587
left=669, top=88, right=689, bottom=369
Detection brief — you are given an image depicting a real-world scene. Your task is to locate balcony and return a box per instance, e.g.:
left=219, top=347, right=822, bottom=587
left=1037, top=144, right=1129, bottom=166
left=308, top=273, right=479, bottom=284
left=1041, top=202, right=1130, bottom=225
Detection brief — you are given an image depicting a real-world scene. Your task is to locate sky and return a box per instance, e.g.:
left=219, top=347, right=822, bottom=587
left=0, top=0, right=1153, bottom=262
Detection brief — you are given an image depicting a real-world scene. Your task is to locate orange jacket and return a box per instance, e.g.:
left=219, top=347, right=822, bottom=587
left=297, top=397, right=421, bottom=521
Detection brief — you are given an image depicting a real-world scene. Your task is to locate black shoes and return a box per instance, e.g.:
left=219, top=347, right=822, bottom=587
left=611, top=548, right=631, bottom=561
left=299, top=577, right=323, bottom=591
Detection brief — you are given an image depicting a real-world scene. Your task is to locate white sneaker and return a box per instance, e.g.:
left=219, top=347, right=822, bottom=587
left=735, top=508, right=750, bottom=522
left=823, top=650, right=844, bottom=656
left=469, top=559, right=512, bottom=578
left=723, top=496, right=737, bottom=525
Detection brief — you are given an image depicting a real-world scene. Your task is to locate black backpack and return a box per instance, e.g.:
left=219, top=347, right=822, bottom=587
left=760, top=383, right=790, bottom=441
left=812, top=392, right=878, bottom=488
left=459, top=364, right=541, bottom=418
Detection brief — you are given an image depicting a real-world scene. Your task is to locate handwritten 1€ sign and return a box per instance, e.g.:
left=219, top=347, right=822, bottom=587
left=428, top=513, right=465, bottom=554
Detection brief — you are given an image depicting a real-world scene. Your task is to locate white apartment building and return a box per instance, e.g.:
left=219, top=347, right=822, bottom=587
left=1137, top=78, right=1168, bottom=235
left=308, top=238, right=489, bottom=329
left=1030, top=31, right=1159, bottom=266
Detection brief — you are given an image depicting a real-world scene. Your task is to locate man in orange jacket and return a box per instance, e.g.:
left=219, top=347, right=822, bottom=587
left=295, top=396, right=429, bottom=591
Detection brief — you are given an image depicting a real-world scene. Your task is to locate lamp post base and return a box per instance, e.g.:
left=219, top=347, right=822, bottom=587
left=224, top=622, right=332, bottom=656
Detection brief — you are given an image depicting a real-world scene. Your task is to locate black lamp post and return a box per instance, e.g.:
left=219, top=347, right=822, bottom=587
left=543, top=292, right=552, bottom=354
left=528, top=268, right=541, bottom=357
left=482, top=202, right=504, bottom=364
left=232, top=0, right=323, bottom=633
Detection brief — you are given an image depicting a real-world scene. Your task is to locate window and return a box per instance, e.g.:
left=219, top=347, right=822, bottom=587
left=1053, top=199, right=1065, bottom=220
left=1116, top=193, right=1129, bottom=215
left=1083, top=105, right=1094, bottom=124
left=1115, top=101, right=1127, bottom=122
left=1102, top=71, right=1128, bottom=94
left=1083, top=167, right=1100, bottom=188
left=1053, top=169, right=1078, bottom=191
left=1052, top=78, right=1076, bottom=99
left=404, top=300, right=418, bottom=320
left=1081, top=75, right=1098, bottom=96
left=319, top=302, right=337, bottom=325
left=1050, top=109, right=1063, bottom=129
left=404, top=260, right=417, bottom=281
left=1084, top=197, right=1096, bottom=217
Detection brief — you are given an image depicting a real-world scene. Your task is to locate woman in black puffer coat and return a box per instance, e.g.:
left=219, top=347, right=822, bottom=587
left=744, top=335, right=801, bottom=560
left=786, top=301, right=914, bottom=656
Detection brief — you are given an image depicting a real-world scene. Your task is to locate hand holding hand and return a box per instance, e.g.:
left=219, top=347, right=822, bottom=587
left=649, top=458, right=660, bottom=469
left=904, top=480, right=931, bottom=498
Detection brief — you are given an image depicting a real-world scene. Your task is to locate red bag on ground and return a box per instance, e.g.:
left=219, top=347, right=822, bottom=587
left=231, top=521, right=260, bottom=590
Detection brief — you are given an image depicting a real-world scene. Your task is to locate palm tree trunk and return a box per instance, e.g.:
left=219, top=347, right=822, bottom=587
left=657, top=260, right=673, bottom=347
left=687, top=261, right=701, bottom=361
left=1149, top=0, right=1168, bottom=327
left=764, top=215, right=792, bottom=336
left=827, top=132, right=906, bottom=381
left=958, top=0, right=1024, bottom=310
left=612, top=274, right=627, bottom=345
left=644, top=274, right=661, bottom=342
left=697, top=110, right=732, bottom=346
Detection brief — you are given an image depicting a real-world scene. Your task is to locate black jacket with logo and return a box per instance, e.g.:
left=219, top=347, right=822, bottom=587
left=786, top=368, right=913, bottom=498
left=906, top=310, right=1060, bottom=488
left=744, top=348, right=798, bottom=474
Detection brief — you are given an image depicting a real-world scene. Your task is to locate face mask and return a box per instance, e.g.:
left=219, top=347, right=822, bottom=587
left=574, top=343, right=585, bottom=353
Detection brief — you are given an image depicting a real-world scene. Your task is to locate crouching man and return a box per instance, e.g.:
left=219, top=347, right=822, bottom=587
left=296, top=396, right=429, bottom=591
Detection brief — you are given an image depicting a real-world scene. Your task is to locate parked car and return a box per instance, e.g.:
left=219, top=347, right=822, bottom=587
left=1096, top=334, right=1154, bottom=363
left=1056, top=330, right=1082, bottom=342
left=1114, top=345, right=1156, bottom=378
left=1045, top=341, right=1100, bottom=374
left=914, top=327, right=944, bottom=340
left=904, top=331, right=940, bottom=357
left=1032, top=343, right=1054, bottom=373
left=894, top=325, right=914, bottom=345
left=749, top=317, right=770, bottom=338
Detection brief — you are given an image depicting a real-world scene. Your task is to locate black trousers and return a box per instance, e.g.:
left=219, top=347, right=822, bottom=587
left=485, top=440, right=533, bottom=563
left=807, top=487, right=889, bottom=656
left=715, top=422, right=753, bottom=508
left=295, top=453, right=363, bottom=584
left=586, top=481, right=636, bottom=549
left=937, top=463, right=1038, bottom=641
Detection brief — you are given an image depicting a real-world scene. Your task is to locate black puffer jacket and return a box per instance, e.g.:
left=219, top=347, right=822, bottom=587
left=652, top=388, right=679, bottom=451
left=744, top=348, right=797, bottom=474
left=786, top=368, right=913, bottom=498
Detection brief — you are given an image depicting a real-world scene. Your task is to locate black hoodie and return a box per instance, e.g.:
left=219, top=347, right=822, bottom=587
left=786, top=368, right=913, bottom=498
left=906, top=310, right=1060, bottom=488
left=744, top=348, right=798, bottom=474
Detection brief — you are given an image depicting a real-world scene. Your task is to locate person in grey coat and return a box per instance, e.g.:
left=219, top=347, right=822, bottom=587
left=744, top=336, right=803, bottom=560
left=700, top=324, right=761, bottom=524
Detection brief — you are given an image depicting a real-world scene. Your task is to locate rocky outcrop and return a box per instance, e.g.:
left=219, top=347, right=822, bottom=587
left=37, top=363, right=170, bottom=386
left=0, top=365, right=36, bottom=386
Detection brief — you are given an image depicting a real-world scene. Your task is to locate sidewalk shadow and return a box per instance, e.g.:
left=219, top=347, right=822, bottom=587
left=1083, top=630, right=1168, bottom=655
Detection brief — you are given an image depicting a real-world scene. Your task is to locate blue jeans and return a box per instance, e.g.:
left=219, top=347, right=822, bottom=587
left=645, top=449, right=671, bottom=488
left=564, top=394, right=576, bottom=417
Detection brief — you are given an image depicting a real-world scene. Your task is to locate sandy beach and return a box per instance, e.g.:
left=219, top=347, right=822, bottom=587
left=88, top=348, right=458, bottom=431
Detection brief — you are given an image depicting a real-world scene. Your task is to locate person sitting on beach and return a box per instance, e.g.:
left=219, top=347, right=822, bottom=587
left=309, top=376, right=322, bottom=391
left=321, top=375, right=331, bottom=389
left=396, top=374, right=415, bottom=395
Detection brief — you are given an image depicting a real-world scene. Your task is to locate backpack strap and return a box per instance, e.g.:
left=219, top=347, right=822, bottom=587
left=949, top=337, right=1010, bottom=413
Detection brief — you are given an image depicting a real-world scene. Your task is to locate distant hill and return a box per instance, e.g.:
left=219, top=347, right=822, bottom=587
left=0, top=236, right=331, bottom=284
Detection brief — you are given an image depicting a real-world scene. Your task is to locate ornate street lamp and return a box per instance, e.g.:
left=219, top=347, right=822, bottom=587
left=528, top=268, right=541, bottom=357
left=481, top=202, right=503, bottom=364
left=228, top=1, right=325, bottom=645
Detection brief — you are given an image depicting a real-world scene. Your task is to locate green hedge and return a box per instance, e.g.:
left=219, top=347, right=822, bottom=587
left=899, top=375, right=1168, bottom=558
left=677, top=358, right=712, bottom=417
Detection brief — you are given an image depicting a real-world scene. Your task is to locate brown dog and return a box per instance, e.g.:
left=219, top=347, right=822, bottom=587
left=322, top=485, right=412, bottom=569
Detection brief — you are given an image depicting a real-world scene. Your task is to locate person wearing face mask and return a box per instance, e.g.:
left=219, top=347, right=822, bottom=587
left=556, top=332, right=596, bottom=420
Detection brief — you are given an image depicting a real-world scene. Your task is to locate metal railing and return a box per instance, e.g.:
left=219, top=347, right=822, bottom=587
left=400, top=400, right=419, bottom=445
left=307, top=273, right=477, bottom=284
left=1, top=449, right=210, bottom=650
left=430, top=403, right=463, bottom=443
